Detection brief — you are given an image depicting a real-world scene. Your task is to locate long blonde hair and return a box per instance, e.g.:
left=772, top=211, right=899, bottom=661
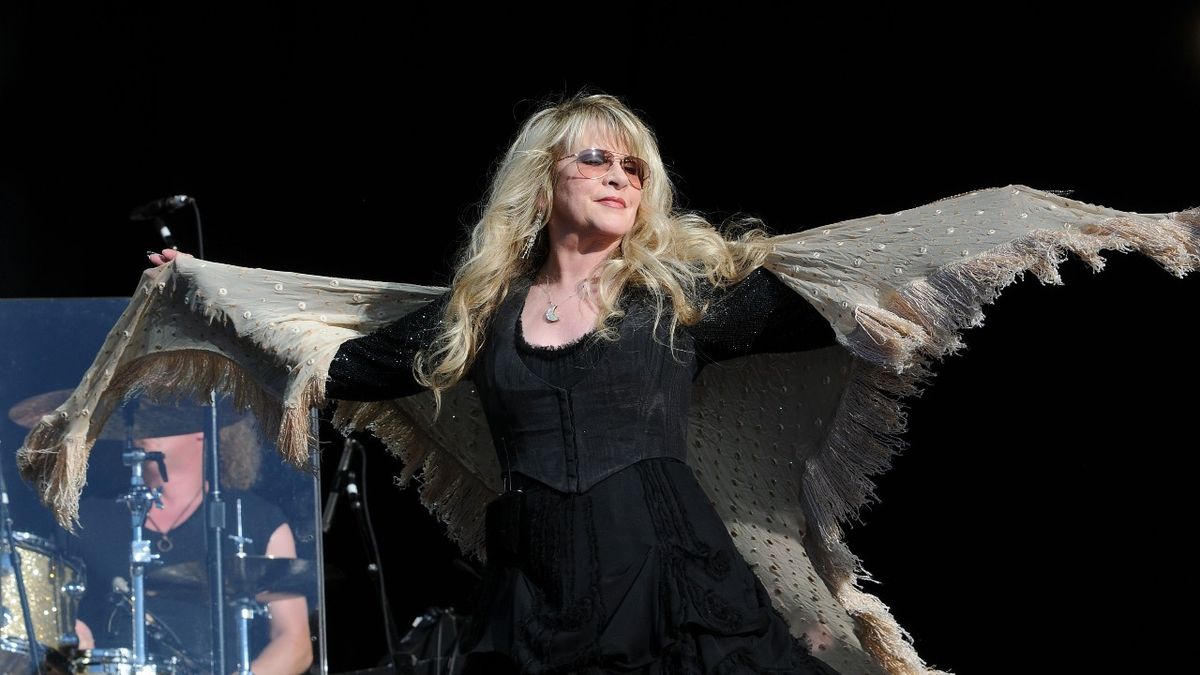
left=414, top=92, right=772, bottom=412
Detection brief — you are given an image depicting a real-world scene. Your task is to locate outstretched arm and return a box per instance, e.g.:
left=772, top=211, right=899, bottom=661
left=689, top=267, right=837, bottom=366
left=325, top=291, right=451, bottom=401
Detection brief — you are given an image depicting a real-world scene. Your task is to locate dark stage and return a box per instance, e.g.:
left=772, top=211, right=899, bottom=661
left=1, top=3, right=1198, bottom=673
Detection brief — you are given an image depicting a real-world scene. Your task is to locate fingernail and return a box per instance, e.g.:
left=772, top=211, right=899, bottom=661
left=146, top=251, right=157, bottom=256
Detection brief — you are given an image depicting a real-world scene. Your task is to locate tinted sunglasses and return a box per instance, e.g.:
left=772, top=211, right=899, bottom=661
left=557, top=148, right=649, bottom=190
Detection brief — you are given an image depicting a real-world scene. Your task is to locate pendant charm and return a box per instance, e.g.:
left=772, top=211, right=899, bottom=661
left=157, top=535, right=173, bottom=553
left=544, top=305, right=559, bottom=322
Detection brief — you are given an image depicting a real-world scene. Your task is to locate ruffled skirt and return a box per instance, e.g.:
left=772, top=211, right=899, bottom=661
left=458, top=458, right=841, bottom=675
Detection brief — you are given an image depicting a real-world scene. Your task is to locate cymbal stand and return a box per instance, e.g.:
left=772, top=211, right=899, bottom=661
left=231, top=597, right=267, bottom=675
left=119, top=415, right=167, bottom=667
left=229, top=497, right=251, bottom=559
left=229, top=498, right=261, bottom=675
left=203, top=393, right=228, bottom=673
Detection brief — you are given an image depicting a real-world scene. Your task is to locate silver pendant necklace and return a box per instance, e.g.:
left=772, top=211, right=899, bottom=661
left=537, top=276, right=588, bottom=323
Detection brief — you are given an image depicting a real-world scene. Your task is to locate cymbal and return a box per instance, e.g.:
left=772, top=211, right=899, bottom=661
left=7, top=390, right=256, bottom=441
left=7, top=388, right=72, bottom=428
left=146, top=555, right=316, bottom=602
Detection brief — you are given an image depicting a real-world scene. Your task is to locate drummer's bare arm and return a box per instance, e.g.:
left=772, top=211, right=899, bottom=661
left=249, top=523, right=313, bottom=675
left=74, top=618, right=96, bottom=650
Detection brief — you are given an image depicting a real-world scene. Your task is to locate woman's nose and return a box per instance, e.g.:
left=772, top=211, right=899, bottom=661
left=603, top=161, right=630, bottom=188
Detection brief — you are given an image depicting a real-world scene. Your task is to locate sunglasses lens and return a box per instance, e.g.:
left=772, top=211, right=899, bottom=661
left=620, top=157, right=647, bottom=188
left=574, top=149, right=610, bottom=178
left=571, top=149, right=647, bottom=188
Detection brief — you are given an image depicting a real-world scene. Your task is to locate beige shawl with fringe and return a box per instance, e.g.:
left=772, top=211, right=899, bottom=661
left=18, top=185, right=1198, bottom=675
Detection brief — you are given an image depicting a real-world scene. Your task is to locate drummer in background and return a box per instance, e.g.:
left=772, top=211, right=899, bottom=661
left=72, top=399, right=313, bottom=675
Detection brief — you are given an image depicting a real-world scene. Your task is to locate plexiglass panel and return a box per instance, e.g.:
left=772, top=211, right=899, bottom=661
left=1, top=298, right=322, bottom=674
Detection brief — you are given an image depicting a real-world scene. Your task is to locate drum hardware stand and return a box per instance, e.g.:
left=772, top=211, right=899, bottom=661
left=231, top=598, right=268, bottom=675
left=138, top=198, right=228, bottom=673
left=229, top=497, right=251, bottom=560
left=230, top=497, right=259, bottom=675
left=61, top=579, right=87, bottom=648
left=0, top=440, right=45, bottom=675
left=119, top=406, right=169, bottom=669
left=228, top=497, right=260, bottom=675
left=203, top=391, right=228, bottom=674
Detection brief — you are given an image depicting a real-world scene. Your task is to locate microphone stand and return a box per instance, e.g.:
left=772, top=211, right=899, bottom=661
left=321, top=438, right=359, bottom=534
left=345, top=457, right=407, bottom=673
left=0, top=441, right=44, bottom=675
left=203, top=391, right=228, bottom=673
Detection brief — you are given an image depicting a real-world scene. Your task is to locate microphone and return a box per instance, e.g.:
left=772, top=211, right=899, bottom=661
left=129, top=195, right=193, bottom=222
left=322, top=438, right=361, bottom=533
left=111, top=576, right=192, bottom=663
left=111, top=576, right=156, bottom=625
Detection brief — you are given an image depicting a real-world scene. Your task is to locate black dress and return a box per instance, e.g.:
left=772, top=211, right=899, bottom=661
left=328, top=269, right=841, bottom=675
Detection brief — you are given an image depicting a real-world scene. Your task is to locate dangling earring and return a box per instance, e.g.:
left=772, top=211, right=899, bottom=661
left=519, top=211, right=543, bottom=260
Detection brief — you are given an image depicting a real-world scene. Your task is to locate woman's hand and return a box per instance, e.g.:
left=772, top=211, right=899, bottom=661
left=147, top=248, right=189, bottom=267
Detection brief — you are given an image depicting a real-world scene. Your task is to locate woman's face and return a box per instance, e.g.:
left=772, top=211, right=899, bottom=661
left=549, top=126, right=643, bottom=248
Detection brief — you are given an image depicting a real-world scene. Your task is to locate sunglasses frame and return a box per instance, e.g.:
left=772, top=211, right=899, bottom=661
left=556, top=148, right=650, bottom=189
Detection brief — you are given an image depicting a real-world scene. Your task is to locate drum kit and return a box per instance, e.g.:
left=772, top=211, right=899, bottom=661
left=4, top=391, right=317, bottom=675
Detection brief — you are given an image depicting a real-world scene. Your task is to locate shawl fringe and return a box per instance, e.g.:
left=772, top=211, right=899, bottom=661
left=331, top=400, right=496, bottom=561
left=778, top=205, right=1198, bottom=675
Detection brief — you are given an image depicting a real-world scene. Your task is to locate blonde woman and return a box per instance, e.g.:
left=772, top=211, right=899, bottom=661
left=315, top=93, right=842, bottom=674
left=135, top=91, right=1198, bottom=675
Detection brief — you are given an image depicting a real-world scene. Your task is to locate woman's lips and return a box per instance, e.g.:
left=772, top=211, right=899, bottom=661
left=598, top=198, right=626, bottom=208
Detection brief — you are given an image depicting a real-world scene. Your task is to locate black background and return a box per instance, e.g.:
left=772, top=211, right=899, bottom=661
left=2, top=3, right=1198, bottom=673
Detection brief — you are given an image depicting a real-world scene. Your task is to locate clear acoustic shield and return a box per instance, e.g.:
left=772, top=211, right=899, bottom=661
left=1, top=298, right=325, bottom=674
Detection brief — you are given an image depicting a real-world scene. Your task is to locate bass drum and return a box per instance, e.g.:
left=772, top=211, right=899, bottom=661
left=74, top=648, right=186, bottom=674
left=0, top=531, right=85, bottom=675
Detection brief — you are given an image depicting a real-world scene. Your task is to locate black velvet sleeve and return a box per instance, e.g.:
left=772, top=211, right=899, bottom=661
left=688, top=267, right=837, bottom=365
left=325, top=292, right=451, bottom=401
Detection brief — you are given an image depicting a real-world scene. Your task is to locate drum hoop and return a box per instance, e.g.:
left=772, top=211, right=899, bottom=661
left=7, top=530, right=86, bottom=579
left=0, top=635, right=38, bottom=652
left=76, top=647, right=182, bottom=668
left=0, top=635, right=76, bottom=667
left=10, top=530, right=58, bottom=553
